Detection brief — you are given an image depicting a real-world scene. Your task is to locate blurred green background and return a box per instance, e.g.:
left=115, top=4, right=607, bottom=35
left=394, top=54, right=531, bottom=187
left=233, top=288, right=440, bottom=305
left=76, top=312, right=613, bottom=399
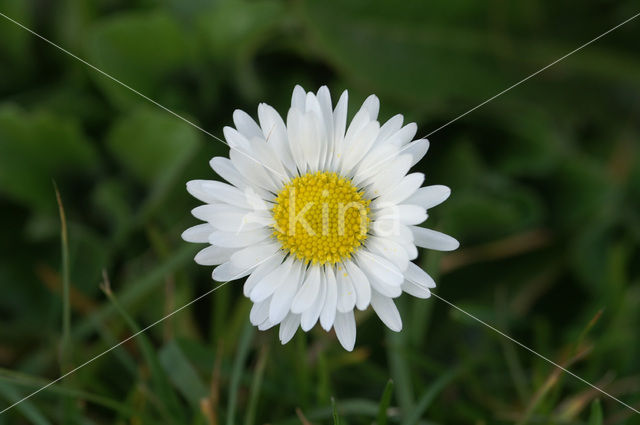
left=1, top=0, right=639, bottom=424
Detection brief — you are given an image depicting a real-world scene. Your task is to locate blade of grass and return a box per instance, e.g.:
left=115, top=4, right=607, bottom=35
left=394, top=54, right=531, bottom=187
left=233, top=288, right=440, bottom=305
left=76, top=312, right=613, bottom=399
left=158, top=340, right=208, bottom=407
left=53, top=182, right=76, bottom=424
left=377, top=379, right=394, bottom=425
left=0, top=382, right=52, bottom=425
left=226, top=319, right=255, bottom=425
left=244, top=346, right=269, bottom=425
left=0, top=369, right=133, bottom=416
left=516, top=345, right=593, bottom=425
left=588, top=399, right=603, bottom=425
left=331, top=397, right=340, bottom=425
left=410, top=251, right=440, bottom=348
left=101, top=272, right=185, bottom=424
left=496, top=288, right=529, bottom=404
left=401, top=363, right=467, bottom=425
left=53, top=182, right=70, bottom=341
left=387, top=301, right=415, bottom=413
left=73, top=244, right=197, bottom=339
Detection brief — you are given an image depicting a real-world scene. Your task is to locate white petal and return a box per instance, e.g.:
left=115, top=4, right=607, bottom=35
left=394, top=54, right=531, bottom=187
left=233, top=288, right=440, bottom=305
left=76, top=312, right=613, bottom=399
left=405, top=261, right=436, bottom=289
left=386, top=123, right=417, bottom=147
left=187, top=180, right=251, bottom=209
left=362, top=94, right=380, bottom=120
left=411, top=227, right=460, bottom=251
left=233, top=109, right=263, bottom=140
left=212, top=260, right=252, bottom=281
left=335, top=266, right=356, bottom=313
left=401, top=280, right=431, bottom=299
left=243, top=253, right=284, bottom=296
left=301, top=272, right=326, bottom=331
left=374, top=114, right=403, bottom=147
left=192, top=204, right=266, bottom=232
left=404, top=243, right=418, bottom=260
left=194, top=245, right=235, bottom=266
left=279, top=313, right=301, bottom=344
left=258, top=318, right=276, bottom=331
left=185, top=180, right=218, bottom=204
left=367, top=155, right=412, bottom=199
left=344, top=108, right=371, bottom=144
left=209, top=157, right=249, bottom=193
left=356, top=254, right=402, bottom=298
left=223, top=126, right=252, bottom=151
left=250, top=300, right=270, bottom=325
left=250, top=257, right=294, bottom=302
left=404, top=185, right=451, bottom=210
left=299, top=109, right=323, bottom=173
left=287, top=108, right=308, bottom=174
left=366, top=235, right=409, bottom=272
left=340, top=121, right=380, bottom=175
left=316, top=86, right=334, bottom=170
left=291, top=265, right=321, bottom=314
left=370, top=291, right=402, bottom=332
left=213, top=208, right=268, bottom=232
left=225, top=132, right=280, bottom=187
left=333, top=311, right=356, bottom=351
left=247, top=136, right=288, bottom=184
left=231, top=241, right=281, bottom=271
left=395, top=205, right=428, bottom=225
left=229, top=147, right=279, bottom=193
left=343, top=260, right=371, bottom=310
left=269, top=261, right=304, bottom=324
left=320, top=266, right=338, bottom=330
left=305, top=93, right=326, bottom=171
left=403, top=138, right=430, bottom=167
left=352, top=144, right=398, bottom=186
left=372, top=173, right=424, bottom=208
left=291, top=85, right=306, bottom=111
left=181, top=223, right=213, bottom=243
left=331, top=90, right=349, bottom=170
left=356, top=252, right=403, bottom=286
left=208, top=228, right=271, bottom=248
left=258, top=103, right=297, bottom=176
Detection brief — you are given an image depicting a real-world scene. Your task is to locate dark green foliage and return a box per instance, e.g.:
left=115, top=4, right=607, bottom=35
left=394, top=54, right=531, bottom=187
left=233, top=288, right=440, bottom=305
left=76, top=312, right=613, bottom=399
left=0, top=0, right=639, bottom=424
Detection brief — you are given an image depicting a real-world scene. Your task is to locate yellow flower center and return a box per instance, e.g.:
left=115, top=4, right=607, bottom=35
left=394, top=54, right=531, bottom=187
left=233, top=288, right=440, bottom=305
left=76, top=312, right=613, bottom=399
left=272, top=171, right=371, bottom=265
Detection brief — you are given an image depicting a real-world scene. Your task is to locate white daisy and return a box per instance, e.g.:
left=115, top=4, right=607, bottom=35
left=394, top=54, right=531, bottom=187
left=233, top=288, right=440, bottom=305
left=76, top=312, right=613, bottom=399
left=182, top=85, right=459, bottom=351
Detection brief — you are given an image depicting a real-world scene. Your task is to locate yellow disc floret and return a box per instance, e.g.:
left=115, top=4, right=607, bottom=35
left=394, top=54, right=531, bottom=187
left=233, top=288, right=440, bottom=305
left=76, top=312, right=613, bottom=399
left=272, top=171, right=371, bottom=265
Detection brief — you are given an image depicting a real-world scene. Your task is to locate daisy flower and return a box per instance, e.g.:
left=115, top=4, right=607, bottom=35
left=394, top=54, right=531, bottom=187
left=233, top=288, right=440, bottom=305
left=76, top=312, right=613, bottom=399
left=182, top=85, right=459, bottom=351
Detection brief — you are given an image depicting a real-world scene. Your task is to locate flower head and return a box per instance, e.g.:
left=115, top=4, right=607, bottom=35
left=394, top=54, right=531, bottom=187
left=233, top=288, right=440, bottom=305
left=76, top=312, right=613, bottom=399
left=183, top=85, right=458, bottom=350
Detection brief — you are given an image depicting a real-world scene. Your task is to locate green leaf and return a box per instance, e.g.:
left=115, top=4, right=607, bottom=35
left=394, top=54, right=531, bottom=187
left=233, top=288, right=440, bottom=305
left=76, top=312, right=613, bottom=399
left=159, top=340, right=209, bottom=407
left=198, top=0, right=284, bottom=60
left=446, top=184, right=543, bottom=243
left=85, top=11, right=188, bottom=108
left=300, top=0, right=513, bottom=106
left=106, top=106, right=200, bottom=186
left=0, top=105, right=98, bottom=212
